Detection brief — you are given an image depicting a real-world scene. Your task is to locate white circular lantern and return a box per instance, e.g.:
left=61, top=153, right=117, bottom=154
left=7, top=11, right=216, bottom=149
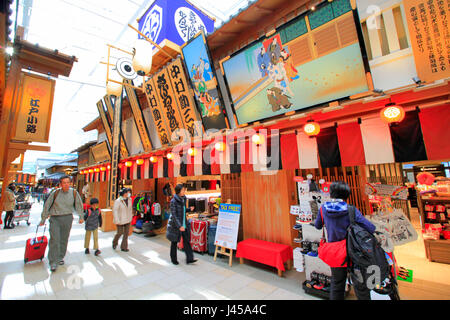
left=132, top=39, right=153, bottom=76
left=106, top=69, right=123, bottom=97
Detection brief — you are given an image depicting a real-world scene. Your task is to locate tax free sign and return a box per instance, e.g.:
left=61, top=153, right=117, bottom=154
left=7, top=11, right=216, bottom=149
left=137, top=0, right=215, bottom=47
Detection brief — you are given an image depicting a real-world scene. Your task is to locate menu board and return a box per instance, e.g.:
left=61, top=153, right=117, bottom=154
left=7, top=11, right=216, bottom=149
left=404, top=0, right=450, bottom=83
left=214, top=203, right=241, bottom=250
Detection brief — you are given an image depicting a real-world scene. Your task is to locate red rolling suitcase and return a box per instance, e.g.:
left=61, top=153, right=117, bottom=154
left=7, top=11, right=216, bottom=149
left=190, top=219, right=209, bottom=253
left=24, top=225, right=48, bottom=264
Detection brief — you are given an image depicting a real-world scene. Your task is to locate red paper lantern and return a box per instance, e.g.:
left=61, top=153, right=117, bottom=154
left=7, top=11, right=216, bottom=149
left=166, top=152, right=174, bottom=160
left=150, top=156, right=158, bottom=163
left=100, top=167, right=106, bottom=172
left=88, top=169, right=94, bottom=173
left=304, top=121, right=320, bottom=136
left=94, top=168, right=100, bottom=173
left=136, top=159, right=144, bottom=165
left=380, top=104, right=405, bottom=124
left=252, top=134, right=265, bottom=145
left=188, top=148, right=198, bottom=156
left=215, top=142, right=226, bottom=151
left=125, top=161, right=133, bottom=167
left=107, top=165, right=111, bottom=170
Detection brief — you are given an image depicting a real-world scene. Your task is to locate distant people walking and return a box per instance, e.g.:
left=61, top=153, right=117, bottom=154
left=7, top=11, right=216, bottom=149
left=40, top=175, right=84, bottom=272
left=112, top=188, right=133, bottom=252
left=84, top=198, right=102, bottom=256
left=166, top=184, right=197, bottom=265
left=3, top=183, right=16, bottom=229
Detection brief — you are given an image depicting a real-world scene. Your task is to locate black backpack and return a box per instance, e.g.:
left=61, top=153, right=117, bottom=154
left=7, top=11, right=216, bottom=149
left=346, top=206, right=391, bottom=289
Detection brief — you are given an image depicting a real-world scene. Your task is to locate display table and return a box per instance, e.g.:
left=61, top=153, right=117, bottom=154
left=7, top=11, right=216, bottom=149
left=236, top=239, right=293, bottom=277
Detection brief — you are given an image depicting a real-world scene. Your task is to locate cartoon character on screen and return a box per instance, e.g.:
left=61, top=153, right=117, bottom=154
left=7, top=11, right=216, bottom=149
left=280, top=49, right=299, bottom=82
left=197, top=81, right=220, bottom=117
left=257, top=46, right=271, bottom=78
left=266, top=87, right=292, bottom=112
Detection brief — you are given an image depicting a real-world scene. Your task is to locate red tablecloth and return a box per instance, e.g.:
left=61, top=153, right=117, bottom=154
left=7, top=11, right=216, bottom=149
left=236, top=239, right=293, bottom=271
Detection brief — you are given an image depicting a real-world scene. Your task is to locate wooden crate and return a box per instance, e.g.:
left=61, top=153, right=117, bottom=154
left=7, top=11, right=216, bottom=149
left=100, top=209, right=116, bottom=232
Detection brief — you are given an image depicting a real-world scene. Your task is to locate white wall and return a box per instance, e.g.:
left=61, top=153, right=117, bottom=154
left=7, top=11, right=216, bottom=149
left=356, top=0, right=419, bottom=91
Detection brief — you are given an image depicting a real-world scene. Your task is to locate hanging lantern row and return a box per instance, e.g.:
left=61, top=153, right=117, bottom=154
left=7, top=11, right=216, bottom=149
left=80, top=164, right=111, bottom=175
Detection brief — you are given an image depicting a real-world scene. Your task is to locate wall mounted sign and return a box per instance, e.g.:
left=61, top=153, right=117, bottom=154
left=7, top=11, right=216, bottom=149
left=221, top=0, right=369, bottom=125
left=151, top=68, right=186, bottom=142
left=137, top=0, right=215, bottom=47
left=103, top=95, right=129, bottom=158
left=404, top=0, right=450, bottom=83
left=167, top=57, right=202, bottom=138
left=96, top=99, right=113, bottom=150
left=123, top=79, right=153, bottom=152
left=109, top=94, right=124, bottom=205
left=13, top=73, right=55, bottom=143
left=181, top=30, right=229, bottom=131
left=91, top=141, right=111, bottom=163
left=144, top=79, right=171, bottom=146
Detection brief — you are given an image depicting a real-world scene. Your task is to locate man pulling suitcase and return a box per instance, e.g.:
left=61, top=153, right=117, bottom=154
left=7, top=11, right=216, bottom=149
left=39, top=175, right=84, bottom=272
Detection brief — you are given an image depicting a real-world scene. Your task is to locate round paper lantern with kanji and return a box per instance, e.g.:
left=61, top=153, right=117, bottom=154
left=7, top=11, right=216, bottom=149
left=380, top=104, right=405, bottom=124
left=304, top=122, right=320, bottom=137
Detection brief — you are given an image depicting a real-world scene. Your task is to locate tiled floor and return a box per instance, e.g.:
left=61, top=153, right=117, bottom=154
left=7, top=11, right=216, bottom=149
left=0, top=202, right=315, bottom=300
left=1, top=202, right=448, bottom=300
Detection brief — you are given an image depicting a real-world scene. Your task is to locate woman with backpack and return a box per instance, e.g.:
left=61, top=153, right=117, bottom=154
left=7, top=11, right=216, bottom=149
left=315, top=181, right=376, bottom=300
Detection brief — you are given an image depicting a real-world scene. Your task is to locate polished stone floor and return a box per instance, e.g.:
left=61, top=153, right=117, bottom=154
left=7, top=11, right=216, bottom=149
left=1, top=202, right=448, bottom=300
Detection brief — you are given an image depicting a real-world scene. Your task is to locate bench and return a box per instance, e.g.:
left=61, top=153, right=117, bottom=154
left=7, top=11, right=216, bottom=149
left=236, top=238, right=293, bottom=277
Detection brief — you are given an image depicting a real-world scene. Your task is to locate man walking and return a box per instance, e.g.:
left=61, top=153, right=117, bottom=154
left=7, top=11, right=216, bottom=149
left=40, top=175, right=84, bottom=272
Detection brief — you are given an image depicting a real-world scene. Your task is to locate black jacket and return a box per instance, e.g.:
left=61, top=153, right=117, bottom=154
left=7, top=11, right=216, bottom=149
left=84, top=208, right=103, bottom=231
left=166, top=194, right=191, bottom=242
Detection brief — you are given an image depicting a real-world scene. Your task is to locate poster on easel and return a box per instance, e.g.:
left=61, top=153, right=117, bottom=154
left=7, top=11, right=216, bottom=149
left=214, top=203, right=241, bottom=250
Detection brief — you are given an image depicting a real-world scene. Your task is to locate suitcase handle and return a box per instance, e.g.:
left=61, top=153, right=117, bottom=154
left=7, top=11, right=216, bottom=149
left=34, top=223, right=47, bottom=240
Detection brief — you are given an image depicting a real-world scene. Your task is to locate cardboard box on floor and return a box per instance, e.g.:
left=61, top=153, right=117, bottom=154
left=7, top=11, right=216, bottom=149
left=100, top=209, right=133, bottom=235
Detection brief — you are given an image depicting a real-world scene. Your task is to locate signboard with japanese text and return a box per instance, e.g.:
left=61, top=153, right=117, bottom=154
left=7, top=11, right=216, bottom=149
left=96, top=99, right=113, bottom=150
left=144, top=79, right=171, bottom=146
left=91, top=141, right=111, bottom=163
left=13, top=73, right=55, bottom=143
left=137, top=0, right=214, bottom=47
left=167, top=58, right=202, bottom=138
left=109, top=94, right=123, bottom=205
left=151, top=68, right=186, bottom=142
left=123, top=79, right=153, bottom=152
left=215, top=203, right=241, bottom=250
left=404, top=0, right=450, bottom=83
left=103, top=95, right=129, bottom=158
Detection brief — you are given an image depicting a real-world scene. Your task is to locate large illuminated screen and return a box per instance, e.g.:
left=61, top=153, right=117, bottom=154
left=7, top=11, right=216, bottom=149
left=222, top=0, right=369, bottom=125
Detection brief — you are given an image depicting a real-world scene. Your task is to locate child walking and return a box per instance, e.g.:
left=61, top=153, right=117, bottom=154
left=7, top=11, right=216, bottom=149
left=84, top=198, right=102, bottom=256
